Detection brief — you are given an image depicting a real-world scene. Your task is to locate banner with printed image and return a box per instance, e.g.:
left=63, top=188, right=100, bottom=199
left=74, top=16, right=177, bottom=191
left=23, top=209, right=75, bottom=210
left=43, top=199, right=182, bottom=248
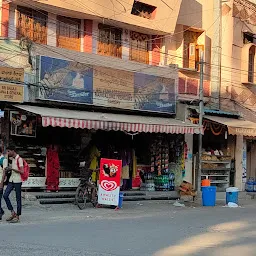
left=98, top=158, right=122, bottom=206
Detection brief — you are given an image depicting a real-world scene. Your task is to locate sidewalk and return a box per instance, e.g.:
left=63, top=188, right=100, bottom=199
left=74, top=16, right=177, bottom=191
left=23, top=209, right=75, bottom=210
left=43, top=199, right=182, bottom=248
left=1, top=195, right=256, bottom=226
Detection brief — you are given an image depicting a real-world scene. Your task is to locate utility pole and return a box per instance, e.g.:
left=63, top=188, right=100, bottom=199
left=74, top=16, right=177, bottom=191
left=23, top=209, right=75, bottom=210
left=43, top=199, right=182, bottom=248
left=197, top=51, right=204, bottom=192
left=218, top=0, right=223, bottom=110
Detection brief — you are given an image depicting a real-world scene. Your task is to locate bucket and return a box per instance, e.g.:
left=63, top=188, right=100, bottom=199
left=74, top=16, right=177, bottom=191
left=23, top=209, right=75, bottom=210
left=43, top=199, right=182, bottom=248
left=226, top=187, right=239, bottom=204
left=118, top=192, right=124, bottom=208
left=201, top=179, right=211, bottom=187
left=202, top=186, right=216, bottom=206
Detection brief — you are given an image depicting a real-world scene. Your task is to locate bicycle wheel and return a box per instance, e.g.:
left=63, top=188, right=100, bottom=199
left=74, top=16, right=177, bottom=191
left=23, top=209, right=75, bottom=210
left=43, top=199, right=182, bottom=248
left=75, top=185, right=88, bottom=210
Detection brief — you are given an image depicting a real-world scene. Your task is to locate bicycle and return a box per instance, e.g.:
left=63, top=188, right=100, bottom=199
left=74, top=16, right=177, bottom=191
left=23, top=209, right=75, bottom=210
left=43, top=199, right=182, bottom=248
left=75, top=169, right=99, bottom=210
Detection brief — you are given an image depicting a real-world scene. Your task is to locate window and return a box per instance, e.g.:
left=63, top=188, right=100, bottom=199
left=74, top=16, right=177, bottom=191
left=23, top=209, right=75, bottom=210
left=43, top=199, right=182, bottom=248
left=130, top=31, right=149, bottom=64
left=57, top=16, right=81, bottom=52
left=98, top=24, right=122, bottom=58
left=16, top=6, right=47, bottom=44
left=131, top=1, right=156, bottom=20
left=183, top=30, right=203, bottom=70
left=248, top=46, right=255, bottom=83
left=244, top=32, right=255, bottom=44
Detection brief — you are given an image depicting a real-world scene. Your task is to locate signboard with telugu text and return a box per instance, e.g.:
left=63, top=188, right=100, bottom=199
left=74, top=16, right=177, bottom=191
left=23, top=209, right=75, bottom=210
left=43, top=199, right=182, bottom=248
left=0, top=83, right=24, bottom=102
left=0, top=67, right=24, bottom=82
left=98, top=158, right=122, bottom=206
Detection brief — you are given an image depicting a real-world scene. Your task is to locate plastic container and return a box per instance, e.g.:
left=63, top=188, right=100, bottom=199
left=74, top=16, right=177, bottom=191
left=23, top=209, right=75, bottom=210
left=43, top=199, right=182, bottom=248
left=201, top=179, right=210, bottom=187
left=202, top=186, right=216, bottom=206
left=254, top=182, right=256, bottom=192
left=226, top=187, right=239, bottom=205
left=118, top=192, right=124, bottom=208
left=245, top=177, right=254, bottom=192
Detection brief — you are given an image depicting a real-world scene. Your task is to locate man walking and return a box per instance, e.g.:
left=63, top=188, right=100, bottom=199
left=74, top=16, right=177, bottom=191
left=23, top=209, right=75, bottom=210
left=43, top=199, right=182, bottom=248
left=0, top=148, right=7, bottom=221
left=3, top=145, right=24, bottom=223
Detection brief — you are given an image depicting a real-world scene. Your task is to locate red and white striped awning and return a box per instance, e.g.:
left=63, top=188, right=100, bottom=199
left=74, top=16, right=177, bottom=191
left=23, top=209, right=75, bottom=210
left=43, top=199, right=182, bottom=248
left=14, top=105, right=203, bottom=135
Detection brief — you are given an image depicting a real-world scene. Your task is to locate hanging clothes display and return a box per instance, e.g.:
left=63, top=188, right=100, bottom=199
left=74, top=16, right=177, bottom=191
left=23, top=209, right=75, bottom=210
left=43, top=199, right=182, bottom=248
left=46, top=145, right=60, bottom=192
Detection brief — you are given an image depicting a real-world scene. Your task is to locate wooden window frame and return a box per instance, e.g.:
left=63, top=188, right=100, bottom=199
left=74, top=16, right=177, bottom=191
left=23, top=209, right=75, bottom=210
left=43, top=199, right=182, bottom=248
left=16, top=6, right=47, bottom=44
left=130, top=31, right=150, bottom=64
left=97, top=24, right=122, bottom=58
left=248, top=46, right=255, bottom=83
left=57, top=16, right=81, bottom=52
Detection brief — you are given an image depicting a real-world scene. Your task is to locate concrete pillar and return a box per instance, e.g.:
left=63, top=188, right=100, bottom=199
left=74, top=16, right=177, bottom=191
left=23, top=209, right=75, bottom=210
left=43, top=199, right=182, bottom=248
left=0, top=1, right=9, bottom=37
left=235, top=135, right=243, bottom=190
left=151, top=35, right=161, bottom=66
left=92, top=21, right=98, bottom=54
left=184, top=134, right=193, bottom=184
left=8, top=4, right=16, bottom=39
left=84, top=19, right=92, bottom=53
left=80, top=19, right=84, bottom=52
left=47, top=13, right=57, bottom=47
left=122, top=29, right=129, bottom=61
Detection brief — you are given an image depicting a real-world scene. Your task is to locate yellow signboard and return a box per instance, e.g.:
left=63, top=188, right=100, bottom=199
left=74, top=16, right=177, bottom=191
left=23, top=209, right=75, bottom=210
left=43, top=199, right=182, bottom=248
left=0, top=67, right=24, bottom=82
left=0, top=83, right=24, bottom=102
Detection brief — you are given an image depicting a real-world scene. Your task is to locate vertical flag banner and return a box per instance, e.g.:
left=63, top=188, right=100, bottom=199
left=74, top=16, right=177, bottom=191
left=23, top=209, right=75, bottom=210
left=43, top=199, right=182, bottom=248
left=98, top=158, right=122, bottom=206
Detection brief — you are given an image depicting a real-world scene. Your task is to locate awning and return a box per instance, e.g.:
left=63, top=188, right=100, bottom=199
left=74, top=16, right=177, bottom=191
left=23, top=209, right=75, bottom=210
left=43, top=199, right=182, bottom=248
left=14, top=105, right=203, bottom=134
left=205, top=115, right=256, bottom=136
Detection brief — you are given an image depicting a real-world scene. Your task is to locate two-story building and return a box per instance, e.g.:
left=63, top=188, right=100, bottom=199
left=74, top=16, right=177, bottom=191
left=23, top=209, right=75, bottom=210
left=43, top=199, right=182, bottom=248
left=0, top=0, right=206, bottom=190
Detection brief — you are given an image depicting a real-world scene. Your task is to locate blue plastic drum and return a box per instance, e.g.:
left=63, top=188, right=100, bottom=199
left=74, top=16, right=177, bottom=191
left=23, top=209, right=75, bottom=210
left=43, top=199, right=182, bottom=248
left=226, top=187, right=239, bottom=204
left=202, top=186, right=217, bottom=206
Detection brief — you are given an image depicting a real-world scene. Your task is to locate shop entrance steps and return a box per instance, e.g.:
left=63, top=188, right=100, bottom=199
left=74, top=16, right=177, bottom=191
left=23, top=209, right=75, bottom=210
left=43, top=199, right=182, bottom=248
left=32, top=190, right=180, bottom=205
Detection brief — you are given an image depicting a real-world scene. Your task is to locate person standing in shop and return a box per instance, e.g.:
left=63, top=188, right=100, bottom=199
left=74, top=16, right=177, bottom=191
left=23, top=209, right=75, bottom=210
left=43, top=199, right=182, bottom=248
left=45, top=145, right=60, bottom=193
left=3, top=145, right=24, bottom=223
left=0, top=148, right=7, bottom=221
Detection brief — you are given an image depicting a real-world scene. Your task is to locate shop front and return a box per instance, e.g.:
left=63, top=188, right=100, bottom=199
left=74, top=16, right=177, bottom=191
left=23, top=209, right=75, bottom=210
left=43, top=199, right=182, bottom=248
left=7, top=104, right=202, bottom=191
left=201, top=115, right=256, bottom=191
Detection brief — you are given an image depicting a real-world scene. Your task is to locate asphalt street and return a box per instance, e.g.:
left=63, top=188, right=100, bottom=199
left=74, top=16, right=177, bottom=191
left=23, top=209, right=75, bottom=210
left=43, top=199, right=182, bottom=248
left=0, top=200, right=256, bottom=256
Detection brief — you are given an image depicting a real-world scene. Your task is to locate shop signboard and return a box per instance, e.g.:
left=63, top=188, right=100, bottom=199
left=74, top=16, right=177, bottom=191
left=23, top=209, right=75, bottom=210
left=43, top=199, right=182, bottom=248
left=39, top=56, right=176, bottom=114
left=134, top=73, right=176, bottom=113
left=98, top=158, right=122, bottom=206
left=10, top=111, right=37, bottom=137
left=0, top=67, right=24, bottom=83
left=93, top=66, right=134, bottom=109
left=39, top=56, right=93, bottom=104
left=0, top=83, right=24, bottom=103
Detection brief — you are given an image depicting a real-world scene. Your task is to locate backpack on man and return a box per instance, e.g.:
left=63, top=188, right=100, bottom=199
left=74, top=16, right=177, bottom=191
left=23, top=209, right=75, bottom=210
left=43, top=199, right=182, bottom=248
left=17, top=156, right=30, bottom=182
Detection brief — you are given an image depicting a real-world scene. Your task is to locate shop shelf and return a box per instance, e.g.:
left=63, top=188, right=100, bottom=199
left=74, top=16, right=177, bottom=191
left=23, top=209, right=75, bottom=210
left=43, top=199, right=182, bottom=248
left=201, top=161, right=231, bottom=164
left=210, top=180, right=229, bottom=184
left=201, top=174, right=229, bottom=177
left=202, top=168, right=230, bottom=171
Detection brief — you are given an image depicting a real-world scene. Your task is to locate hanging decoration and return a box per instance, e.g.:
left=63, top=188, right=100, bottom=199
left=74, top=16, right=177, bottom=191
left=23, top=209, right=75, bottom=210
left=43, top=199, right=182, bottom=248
left=203, top=120, right=225, bottom=136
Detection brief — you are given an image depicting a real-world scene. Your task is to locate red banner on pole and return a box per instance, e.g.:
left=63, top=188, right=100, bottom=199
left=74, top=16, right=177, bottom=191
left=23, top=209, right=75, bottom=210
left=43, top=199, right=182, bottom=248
left=98, top=158, right=122, bottom=206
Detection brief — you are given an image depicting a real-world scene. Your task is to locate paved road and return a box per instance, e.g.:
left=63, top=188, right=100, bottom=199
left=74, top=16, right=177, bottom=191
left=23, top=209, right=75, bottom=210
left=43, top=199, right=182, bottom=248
left=0, top=200, right=256, bottom=256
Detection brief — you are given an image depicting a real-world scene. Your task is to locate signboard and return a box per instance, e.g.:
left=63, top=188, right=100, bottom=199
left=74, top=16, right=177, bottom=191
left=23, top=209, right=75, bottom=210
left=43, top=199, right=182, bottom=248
left=10, top=111, right=36, bottom=137
left=40, top=56, right=93, bottom=104
left=0, top=67, right=24, bottom=82
left=134, top=73, right=175, bottom=113
left=0, top=83, right=24, bottom=102
left=93, top=66, right=134, bottom=109
left=98, top=158, right=122, bottom=206
left=39, top=56, right=176, bottom=114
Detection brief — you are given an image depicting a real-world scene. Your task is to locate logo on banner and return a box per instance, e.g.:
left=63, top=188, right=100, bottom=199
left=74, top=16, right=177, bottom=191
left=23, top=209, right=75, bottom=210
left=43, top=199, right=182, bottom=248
left=100, top=180, right=117, bottom=191
left=98, top=158, right=122, bottom=206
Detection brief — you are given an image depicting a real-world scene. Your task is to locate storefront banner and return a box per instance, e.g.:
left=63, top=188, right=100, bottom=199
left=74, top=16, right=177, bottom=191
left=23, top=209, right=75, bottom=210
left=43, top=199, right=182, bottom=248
left=93, top=66, right=134, bottom=109
left=39, top=56, right=176, bottom=114
left=0, top=83, right=24, bottom=102
left=228, top=127, right=256, bottom=137
left=0, top=67, right=24, bottom=83
left=40, top=56, right=93, bottom=104
left=98, top=158, right=122, bottom=206
left=134, top=73, right=176, bottom=113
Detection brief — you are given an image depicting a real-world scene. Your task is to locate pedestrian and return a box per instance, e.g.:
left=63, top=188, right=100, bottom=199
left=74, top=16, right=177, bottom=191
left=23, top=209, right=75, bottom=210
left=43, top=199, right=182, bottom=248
left=3, top=144, right=24, bottom=223
left=0, top=148, right=7, bottom=221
